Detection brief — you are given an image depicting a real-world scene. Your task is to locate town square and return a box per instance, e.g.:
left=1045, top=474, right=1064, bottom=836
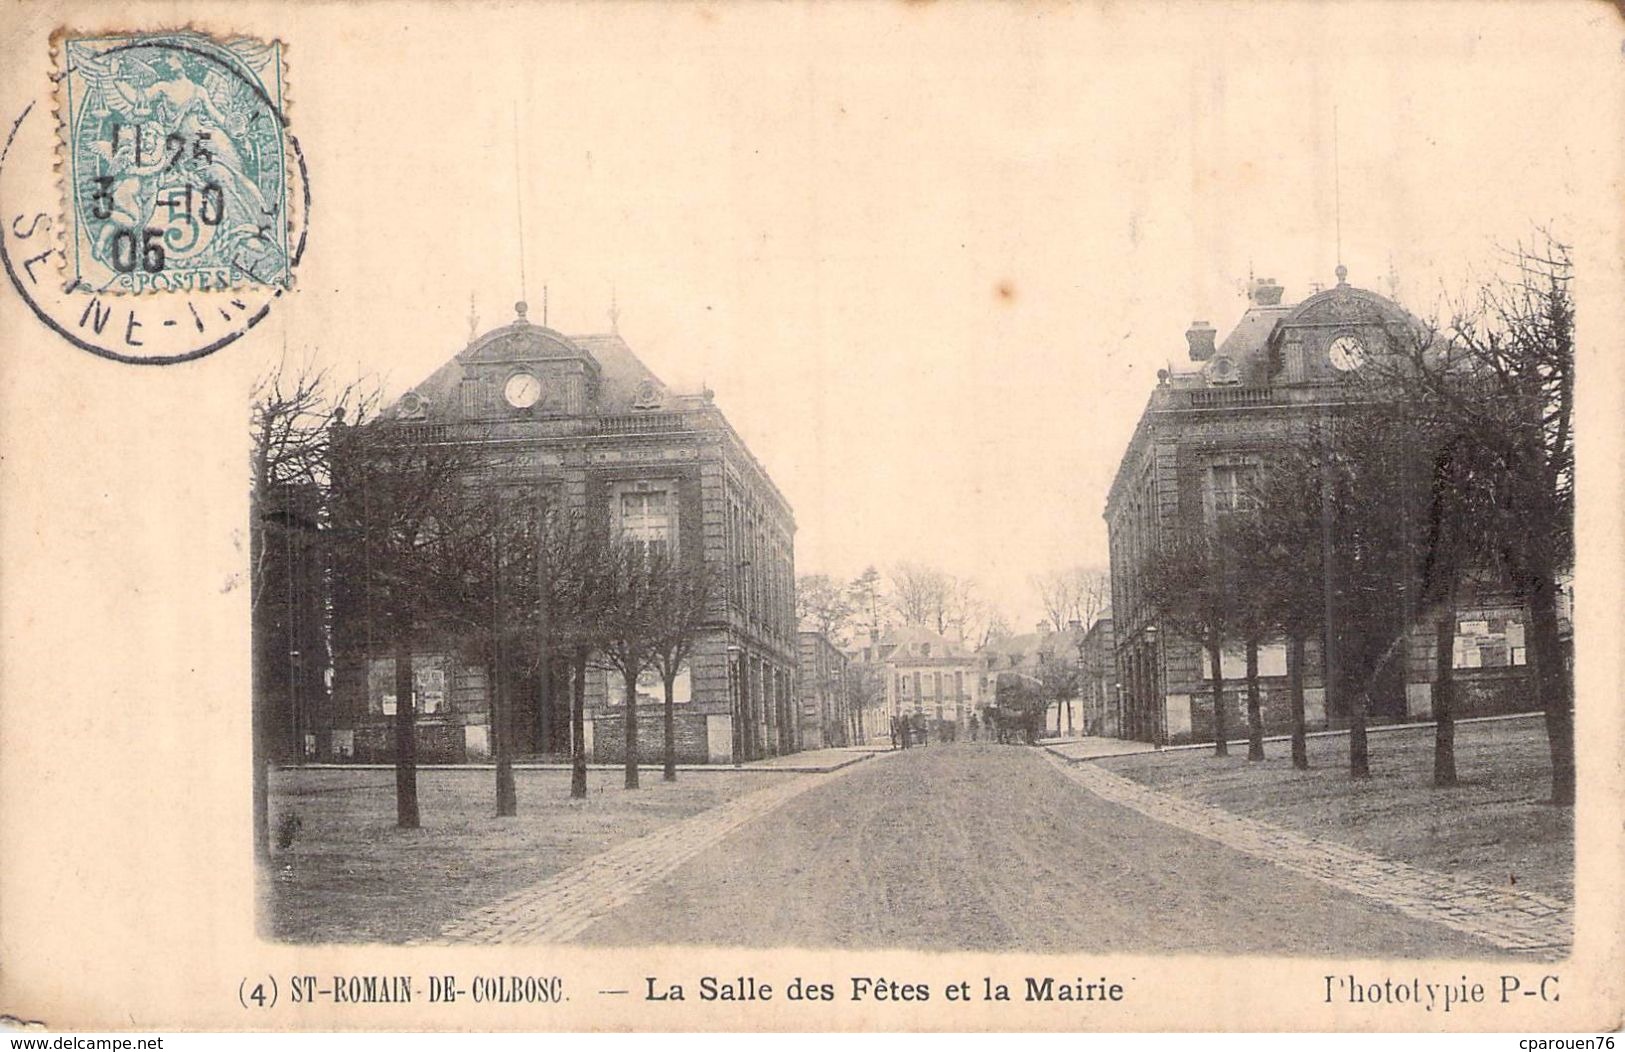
left=254, top=244, right=1576, bottom=958
left=5, top=0, right=1622, bottom=1038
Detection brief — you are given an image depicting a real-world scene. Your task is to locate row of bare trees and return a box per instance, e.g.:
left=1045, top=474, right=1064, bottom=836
left=797, top=563, right=1006, bottom=650
left=1138, top=234, right=1574, bottom=805
left=251, top=365, right=717, bottom=856
left=1030, top=566, right=1110, bottom=636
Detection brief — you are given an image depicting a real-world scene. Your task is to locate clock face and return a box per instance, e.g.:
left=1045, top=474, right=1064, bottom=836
left=1328, top=334, right=1366, bottom=372
left=504, top=371, right=543, bottom=409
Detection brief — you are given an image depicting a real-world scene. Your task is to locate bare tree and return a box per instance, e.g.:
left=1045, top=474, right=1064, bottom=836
left=1031, top=569, right=1077, bottom=633
left=1035, top=645, right=1080, bottom=740
left=649, top=551, right=718, bottom=782
left=249, top=358, right=377, bottom=858
left=325, top=417, right=493, bottom=827
left=1226, top=448, right=1326, bottom=770
left=796, top=572, right=852, bottom=642
left=1071, top=569, right=1110, bottom=630
left=845, top=661, right=885, bottom=744
left=1032, top=566, right=1109, bottom=633
left=889, top=561, right=952, bottom=630
left=1141, top=531, right=1232, bottom=755
left=1214, top=513, right=1273, bottom=762
left=595, top=539, right=685, bottom=789
left=431, top=484, right=561, bottom=817
left=534, top=508, right=614, bottom=800
left=889, top=562, right=985, bottom=641
left=1378, top=234, right=1575, bottom=804
left=944, top=576, right=989, bottom=644
left=978, top=609, right=1014, bottom=649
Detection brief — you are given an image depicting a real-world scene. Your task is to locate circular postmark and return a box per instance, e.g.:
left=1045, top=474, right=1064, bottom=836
left=0, top=32, right=308, bottom=364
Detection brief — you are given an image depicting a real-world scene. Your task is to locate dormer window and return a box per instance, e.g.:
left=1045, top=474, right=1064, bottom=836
left=397, top=391, right=428, bottom=419
left=632, top=379, right=664, bottom=411
left=1207, top=355, right=1241, bottom=386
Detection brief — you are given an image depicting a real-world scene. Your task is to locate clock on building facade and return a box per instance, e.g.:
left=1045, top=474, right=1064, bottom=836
left=503, top=371, right=543, bottom=409
left=1327, top=333, right=1366, bottom=372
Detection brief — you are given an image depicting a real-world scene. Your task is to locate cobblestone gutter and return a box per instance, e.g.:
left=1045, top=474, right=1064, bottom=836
left=431, top=754, right=886, bottom=944
left=1046, top=753, right=1572, bottom=959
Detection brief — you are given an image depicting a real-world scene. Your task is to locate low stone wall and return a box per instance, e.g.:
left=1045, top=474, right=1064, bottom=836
left=1168, top=668, right=1535, bottom=745
left=351, top=719, right=475, bottom=763
left=589, top=708, right=712, bottom=765
left=1175, top=684, right=1328, bottom=745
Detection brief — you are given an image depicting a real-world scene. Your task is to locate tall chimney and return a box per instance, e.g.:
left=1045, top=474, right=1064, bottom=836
left=1186, top=321, right=1217, bottom=361
left=1249, top=278, right=1285, bottom=306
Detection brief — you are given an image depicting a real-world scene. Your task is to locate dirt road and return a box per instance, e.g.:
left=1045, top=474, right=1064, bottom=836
left=575, top=743, right=1495, bottom=956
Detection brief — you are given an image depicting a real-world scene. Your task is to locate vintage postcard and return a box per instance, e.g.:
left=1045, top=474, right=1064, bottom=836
left=1, top=0, right=1621, bottom=1035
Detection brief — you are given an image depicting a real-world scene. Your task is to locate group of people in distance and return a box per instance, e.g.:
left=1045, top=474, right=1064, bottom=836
left=887, top=708, right=1038, bottom=749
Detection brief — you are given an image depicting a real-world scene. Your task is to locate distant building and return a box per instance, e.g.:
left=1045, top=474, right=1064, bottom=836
left=1104, top=271, right=1540, bottom=745
left=797, top=631, right=850, bottom=749
left=325, top=302, right=798, bottom=764
left=977, top=622, right=1087, bottom=737
left=1077, top=612, right=1118, bottom=737
left=871, top=626, right=981, bottom=730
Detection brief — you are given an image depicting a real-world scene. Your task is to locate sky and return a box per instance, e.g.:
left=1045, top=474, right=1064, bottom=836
left=261, top=0, right=1620, bottom=628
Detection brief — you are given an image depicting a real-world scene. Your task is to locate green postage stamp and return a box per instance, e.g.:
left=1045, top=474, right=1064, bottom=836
left=57, top=31, right=293, bottom=294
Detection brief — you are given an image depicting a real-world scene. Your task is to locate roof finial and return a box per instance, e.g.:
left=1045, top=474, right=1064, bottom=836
left=542, top=285, right=548, bottom=327
left=609, top=282, right=620, bottom=334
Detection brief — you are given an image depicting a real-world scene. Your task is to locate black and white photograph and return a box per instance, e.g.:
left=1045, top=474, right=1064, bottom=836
left=1, top=0, right=1621, bottom=1035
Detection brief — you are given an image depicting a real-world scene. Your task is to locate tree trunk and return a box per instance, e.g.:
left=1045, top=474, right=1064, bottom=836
left=1207, top=636, right=1228, bottom=757
left=493, top=537, right=516, bottom=817
left=1348, top=677, right=1371, bottom=780
left=1288, top=635, right=1308, bottom=770
left=570, top=646, right=588, bottom=799
left=663, top=671, right=678, bottom=782
left=393, top=641, right=420, bottom=828
left=493, top=651, right=517, bottom=817
left=624, top=670, right=640, bottom=789
left=1245, top=639, right=1264, bottom=762
left=1527, top=567, right=1574, bottom=805
left=1433, top=608, right=1458, bottom=787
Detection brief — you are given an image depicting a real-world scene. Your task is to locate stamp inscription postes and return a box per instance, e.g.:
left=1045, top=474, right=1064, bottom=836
left=0, top=29, right=307, bottom=364
left=59, top=32, right=292, bottom=295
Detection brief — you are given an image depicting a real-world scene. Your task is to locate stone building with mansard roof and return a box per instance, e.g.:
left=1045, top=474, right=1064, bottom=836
left=872, top=626, right=982, bottom=731
left=1104, top=270, right=1540, bottom=746
left=323, top=301, right=799, bottom=765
